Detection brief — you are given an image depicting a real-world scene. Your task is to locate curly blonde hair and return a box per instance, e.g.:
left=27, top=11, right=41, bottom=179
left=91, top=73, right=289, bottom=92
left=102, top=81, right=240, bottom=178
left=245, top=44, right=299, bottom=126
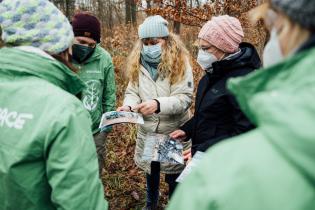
left=126, top=32, right=190, bottom=85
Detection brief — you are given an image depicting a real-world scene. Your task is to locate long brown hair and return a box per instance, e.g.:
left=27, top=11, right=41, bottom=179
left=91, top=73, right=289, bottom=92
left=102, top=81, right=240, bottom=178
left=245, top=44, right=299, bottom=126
left=52, top=49, right=78, bottom=73
left=126, top=32, right=190, bottom=85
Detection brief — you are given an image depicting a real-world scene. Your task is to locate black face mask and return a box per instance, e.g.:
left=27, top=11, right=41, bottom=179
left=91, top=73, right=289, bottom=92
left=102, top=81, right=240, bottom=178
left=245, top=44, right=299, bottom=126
left=72, top=44, right=95, bottom=63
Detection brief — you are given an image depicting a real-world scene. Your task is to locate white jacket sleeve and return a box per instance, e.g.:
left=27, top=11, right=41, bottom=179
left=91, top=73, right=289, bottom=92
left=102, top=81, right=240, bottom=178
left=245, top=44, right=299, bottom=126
left=156, top=63, right=194, bottom=115
left=123, top=81, right=141, bottom=108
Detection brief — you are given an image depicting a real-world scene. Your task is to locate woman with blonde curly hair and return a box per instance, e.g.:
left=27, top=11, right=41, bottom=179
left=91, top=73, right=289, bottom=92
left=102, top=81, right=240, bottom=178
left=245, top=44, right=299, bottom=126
left=117, top=15, right=194, bottom=210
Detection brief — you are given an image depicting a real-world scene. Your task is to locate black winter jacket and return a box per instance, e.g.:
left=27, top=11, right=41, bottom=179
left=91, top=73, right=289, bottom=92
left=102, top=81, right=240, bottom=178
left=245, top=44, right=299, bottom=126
left=181, top=43, right=261, bottom=153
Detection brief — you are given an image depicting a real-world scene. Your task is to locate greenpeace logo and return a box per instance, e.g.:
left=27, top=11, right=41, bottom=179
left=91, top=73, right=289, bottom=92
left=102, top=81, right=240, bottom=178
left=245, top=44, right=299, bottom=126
left=0, top=107, right=33, bottom=130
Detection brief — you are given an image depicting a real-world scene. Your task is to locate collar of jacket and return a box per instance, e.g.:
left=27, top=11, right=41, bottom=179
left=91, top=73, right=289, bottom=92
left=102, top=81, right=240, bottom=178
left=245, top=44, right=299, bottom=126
left=209, top=42, right=261, bottom=78
left=0, top=47, right=85, bottom=95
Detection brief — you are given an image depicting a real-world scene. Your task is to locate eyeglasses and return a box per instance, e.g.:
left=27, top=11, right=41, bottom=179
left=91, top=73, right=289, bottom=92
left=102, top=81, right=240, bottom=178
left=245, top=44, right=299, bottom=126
left=142, top=37, right=167, bottom=46
left=199, top=46, right=212, bottom=51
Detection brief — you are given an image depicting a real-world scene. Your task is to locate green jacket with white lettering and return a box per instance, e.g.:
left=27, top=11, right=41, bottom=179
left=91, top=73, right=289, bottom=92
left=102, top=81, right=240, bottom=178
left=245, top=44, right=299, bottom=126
left=75, top=45, right=116, bottom=134
left=0, top=47, right=108, bottom=210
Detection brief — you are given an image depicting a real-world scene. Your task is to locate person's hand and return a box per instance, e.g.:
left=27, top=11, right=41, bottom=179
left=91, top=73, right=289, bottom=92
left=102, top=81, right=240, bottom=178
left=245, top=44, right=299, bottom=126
left=170, top=129, right=187, bottom=141
left=116, top=106, right=131, bottom=112
left=133, top=100, right=158, bottom=115
left=183, top=148, right=192, bottom=163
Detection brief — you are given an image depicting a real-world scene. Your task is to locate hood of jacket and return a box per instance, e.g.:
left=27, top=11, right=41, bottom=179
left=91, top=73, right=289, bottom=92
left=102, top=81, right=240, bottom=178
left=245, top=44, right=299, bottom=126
left=228, top=46, right=315, bottom=186
left=0, top=47, right=85, bottom=95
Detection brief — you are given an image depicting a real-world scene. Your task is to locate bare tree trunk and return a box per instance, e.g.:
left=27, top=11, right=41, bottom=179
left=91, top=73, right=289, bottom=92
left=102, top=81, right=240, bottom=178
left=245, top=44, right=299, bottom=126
left=51, top=0, right=75, bottom=18
left=174, top=22, right=181, bottom=34
left=108, top=1, right=114, bottom=29
left=146, top=0, right=151, bottom=9
left=195, top=0, right=200, bottom=7
left=65, top=0, right=70, bottom=18
left=97, top=0, right=104, bottom=20
left=173, top=0, right=181, bottom=34
left=125, top=0, right=131, bottom=24
left=131, top=0, right=137, bottom=25
left=114, top=5, right=124, bottom=25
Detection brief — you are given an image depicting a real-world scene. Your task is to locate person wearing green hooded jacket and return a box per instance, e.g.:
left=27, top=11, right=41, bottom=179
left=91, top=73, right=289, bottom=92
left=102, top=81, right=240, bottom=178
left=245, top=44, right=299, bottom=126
left=0, top=0, right=108, bottom=210
left=71, top=12, right=116, bottom=175
left=168, top=0, right=315, bottom=209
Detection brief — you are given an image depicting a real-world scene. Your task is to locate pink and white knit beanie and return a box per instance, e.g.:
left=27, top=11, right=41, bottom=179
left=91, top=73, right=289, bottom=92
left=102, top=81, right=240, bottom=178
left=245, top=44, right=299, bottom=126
left=198, top=15, right=244, bottom=53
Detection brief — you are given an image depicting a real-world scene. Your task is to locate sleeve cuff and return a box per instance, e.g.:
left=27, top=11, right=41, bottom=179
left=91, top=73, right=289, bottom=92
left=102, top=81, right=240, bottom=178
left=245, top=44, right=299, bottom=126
left=153, top=99, right=161, bottom=114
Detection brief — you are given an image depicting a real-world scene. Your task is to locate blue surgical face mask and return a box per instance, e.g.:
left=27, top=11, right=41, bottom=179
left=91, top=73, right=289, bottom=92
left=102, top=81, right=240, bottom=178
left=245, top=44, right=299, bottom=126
left=263, top=28, right=284, bottom=67
left=141, top=44, right=162, bottom=59
left=197, top=49, right=218, bottom=73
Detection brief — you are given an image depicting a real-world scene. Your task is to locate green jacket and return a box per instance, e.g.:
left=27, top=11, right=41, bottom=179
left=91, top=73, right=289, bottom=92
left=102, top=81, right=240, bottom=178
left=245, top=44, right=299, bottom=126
left=0, top=47, right=108, bottom=210
left=168, top=47, right=315, bottom=210
left=76, top=45, right=116, bottom=134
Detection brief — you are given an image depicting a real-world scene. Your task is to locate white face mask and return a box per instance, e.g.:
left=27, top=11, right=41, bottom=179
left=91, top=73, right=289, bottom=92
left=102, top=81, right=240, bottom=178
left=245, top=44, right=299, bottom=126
left=197, top=49, right=218, bottom=72
left=263, top=28, right=284, bottom=67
